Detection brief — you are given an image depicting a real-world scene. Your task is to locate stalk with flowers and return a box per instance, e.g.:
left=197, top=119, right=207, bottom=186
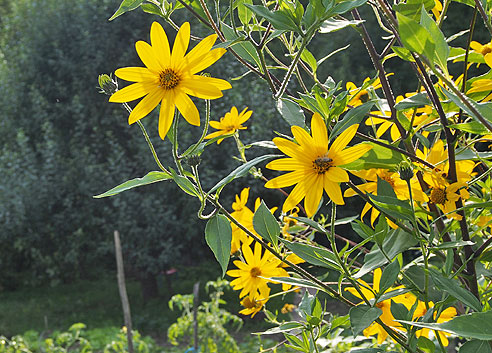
left=96, top=0, right=492, bottom=351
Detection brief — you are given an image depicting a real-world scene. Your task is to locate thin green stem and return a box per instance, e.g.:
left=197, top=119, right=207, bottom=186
left=121, top=103, right=169, bottom=174
left=180, top=100, right=211, bottom=159
left=172, top=113, right=185, bottom=175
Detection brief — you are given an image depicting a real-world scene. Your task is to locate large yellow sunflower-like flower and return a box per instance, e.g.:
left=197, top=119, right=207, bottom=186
left=424, top=171, right=469, bottom=220
left=109, top=22, right=232, bottom=139
left=205, top=106, right=252, bottom=144
left=345, top=268, right=417, bottom=344
left=227, top=241, right=290, bottom=299
left=264, top=113, right=372, bottom=217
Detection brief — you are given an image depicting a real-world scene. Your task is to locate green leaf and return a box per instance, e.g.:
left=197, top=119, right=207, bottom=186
left=378, top=260, right=401, bottom=296
left=420, top=9, right=449, bottom=72
left=256, top=321, right=304, bottom=335
left=394, top=93, right=431, bottom=110
left=109, top=0, right=144, bottom=20
left=417, top=336, right=436, bottom=353
left=448, top=122, right=489, bottom=134
left=208, top=154, right=280, bottom=193
left=441, top=88, right=492, bottom=126
left=349, top=350, right=384, bottom=353
left=221, top=23, right=261, bottom=68
left=237, top=0, right=254, bottom=25
left=140, top=3, right=163, bottom=16
left=292, top=216, right=327, bottom=233
left=326, top=0, right=368, bottom=16
left=277, top=98, right=306, bottom=127
left=428, top=269, right=482, bottom=312
left=396, top=12, right=435, bottom=59
left=301, top=48, right=318, bottom=74
left=93, top=171, right=172, bottom=198
left=391, top=46, right=416, bottom=62
left=342, top=142, right=404, bottom=170
left=355, top=228, right=417, bottom=278
left=393, top=0, right=435, bottom=20
left=369, top=194, right=415, bottom=222
left=205, top=214, right=232, bottom=277
left=281, top=239, right=341, bottom=270
left=398, top=310, right=492, bottom=340
left=459, top=340, right=492, bottom=353
left=330, top=101, right=375, bottom=141
left=349, top=305, right=382, bottom=336
left=244, top=4, right=299, bottom=31
left=253, top=200, right=280, bottom=247
left=319, top=18, right=364, bottom=33
left=268, top=276, right=324, bottom=291
left=169, top=169, right=199, bottom=197
left=432, top=240, right=475, bottom=250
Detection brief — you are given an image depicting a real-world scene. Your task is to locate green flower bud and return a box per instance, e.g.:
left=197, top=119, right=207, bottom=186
left=98, top=74, right=118, bottom=95
left=398, top=162, right=414, bottom=181
left=186, top=154, right=201, bottom=167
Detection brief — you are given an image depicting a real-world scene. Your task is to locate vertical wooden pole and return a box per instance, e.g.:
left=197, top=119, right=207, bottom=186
left=114, top=230, right=134, bottom=353
left=193, top=281, right=200, bottom=351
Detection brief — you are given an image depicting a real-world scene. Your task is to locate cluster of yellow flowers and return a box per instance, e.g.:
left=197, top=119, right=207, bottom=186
left=346, top=269, right=457, bottom=346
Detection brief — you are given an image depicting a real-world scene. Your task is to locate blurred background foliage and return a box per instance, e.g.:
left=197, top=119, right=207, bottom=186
left=0, top=0, right=485, bottom=336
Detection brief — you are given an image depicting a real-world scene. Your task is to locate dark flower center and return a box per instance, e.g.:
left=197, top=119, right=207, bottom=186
left=482, top=45, right=492, bottom=55
left=359, top=91, right=370, bottom=103
left=313, top=156, right=333, bottom=174
left=159, top=69, right=180, bottom=89
left=430, top=188, right=447, bottom=205
left=250, top=267, right=262, bottom=277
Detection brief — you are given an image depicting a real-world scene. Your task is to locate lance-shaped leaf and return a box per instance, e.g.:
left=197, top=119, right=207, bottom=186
left=420, top=9, right=449, bottom=73
left=209, top=154, right=280, bottom=193
left=205, top=214, right=232, bottom=277
left=170, top=168, right=200, bottom=198
left=281, top=239, right=341, bottom=270
left=245, top=4, right=300, bottom=32
left=429, top=268, right=482, bottom=312
left=330, top=101, right=375, bottom=140
left=396, top=12, right=435, bottom=60
left=109, top=0, right=144, bottom=20
left=93, top=171, right=172, bottom=198
left=459, top=340, right=492, bottom=353
left=267, top=276, right=324, bottom=291
left=398, top=310, right=492, bottom=340
left=253, top=200, right=280, bottom=247
left=277, top=98, right=306, bottom=128
left=349, top=305, right=382, bottom=336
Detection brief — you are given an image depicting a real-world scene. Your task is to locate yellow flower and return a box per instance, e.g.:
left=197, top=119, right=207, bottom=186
left=432, top=0, right=443, bottom=21
left=205, top=106, right=252, bottom=144
left=346, top=77, right=383, bottom=107
left=227, top=241, right=290, bottom=299
left=265, top=113, right=372, bottom=217
left=470, top=40, right=492, bottom=57
left=344, top=169, right=426, bottom=226
left=109, top=22, right=232, bottom=139
left=345, top=268, right=417, bottom=344
left=281, top=207, right=300, bottom=239
left=281, top=303, right=296, bottom=314
left=413, top=301, right=457, bottom=346
left=468, top=79, right=492, bottom=102
left=365, top=95, right=433, bottom=142
left=239, top=289, right=270, bottom=318
left=424, top=171, right=469, bottom=220
left=229, top=188, right=255, bottom=254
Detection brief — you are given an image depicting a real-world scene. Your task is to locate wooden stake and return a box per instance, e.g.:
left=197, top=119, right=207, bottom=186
left=114, top=230, right=134, bottom=353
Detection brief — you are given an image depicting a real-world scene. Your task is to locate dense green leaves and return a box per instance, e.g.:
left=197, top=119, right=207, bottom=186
left=205, top=215, right=232, bottom=277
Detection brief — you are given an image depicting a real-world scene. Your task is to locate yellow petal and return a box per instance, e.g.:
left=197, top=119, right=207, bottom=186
left=266, top=158, right=303, bottom=171
left=187, top=46, right=227, bottom=74
left=324, top=167, right=349, bottom=183
left=330, top=124, right=359, bottom=154
left=304, top=174, right=323, bottom=217
left=311, top=113, right=329, bottom=153
left=171, top=22, right=190, bottom=67
left=272, top=137, right=302, bottom=158
left=175, top=91, right=200, bottom=126
left=283, top=181, right=307, bottom=214
left=158, top=91, right=175, bottom=139
left=150, top=22, right=171, bottom=67
left=128, top=87, right=165, bottom=124
left=109, top=82, right=156, bottom=103
left=323, top=178, right=344, bottom=205
left=115, top=67, right=156, bottom=83
left=291, top=126, right=314, bottom=149
left=264, top=170, right=306, bottom=189
left=334, top=143, right=372, bottom=166
left=135, top=41, right=161, bottom=72
left=180, top=76, right=225, bottom=99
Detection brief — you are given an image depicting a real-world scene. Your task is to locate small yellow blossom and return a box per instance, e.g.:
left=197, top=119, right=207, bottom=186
left=239, top=289, right=270, bottom=318
left=281, top=303, right=296, bottom=314
left=424, top=171, right=469, bottom=220
left=413, top=301, right=457, bottom=346
left=205, top=106, right=252, bottom=144
left=346, top=77, right=383, bottom=107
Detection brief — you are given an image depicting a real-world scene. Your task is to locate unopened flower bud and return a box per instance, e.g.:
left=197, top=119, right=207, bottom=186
left=186, top=154, right=201, bottom=167
left=398, top=162, right=414, bottom=181
left=98, top=74, right=118, bottom=95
